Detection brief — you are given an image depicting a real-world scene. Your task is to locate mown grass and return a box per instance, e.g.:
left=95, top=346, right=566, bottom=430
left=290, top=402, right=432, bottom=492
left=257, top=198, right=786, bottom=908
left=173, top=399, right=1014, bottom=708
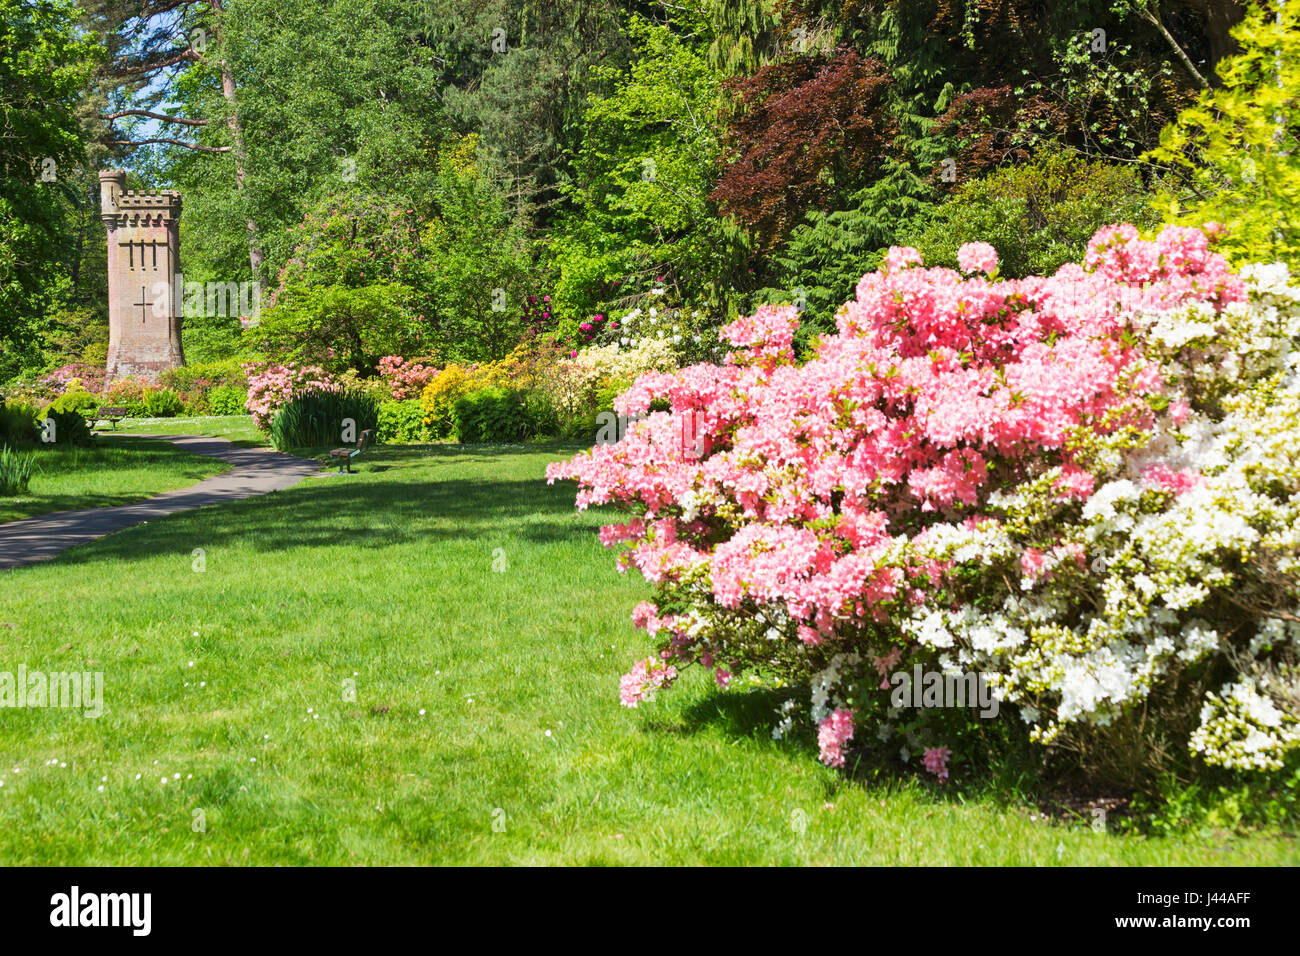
left=0, top=440, right=1295, bottom=864
left=0, top=436, right=231, bottom=524
left=115, top=415, right=264, bottom=446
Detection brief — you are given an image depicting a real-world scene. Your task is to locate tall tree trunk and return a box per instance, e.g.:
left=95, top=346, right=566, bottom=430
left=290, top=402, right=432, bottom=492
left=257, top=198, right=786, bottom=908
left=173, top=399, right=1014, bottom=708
left=208, top=0, right=264, bottom=283
left=1200, top=1, right=1247, bottom=84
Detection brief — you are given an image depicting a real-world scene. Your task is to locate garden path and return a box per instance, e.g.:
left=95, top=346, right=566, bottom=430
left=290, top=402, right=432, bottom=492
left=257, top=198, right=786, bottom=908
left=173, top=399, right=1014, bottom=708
left=0, top=435, right=318, bottom=571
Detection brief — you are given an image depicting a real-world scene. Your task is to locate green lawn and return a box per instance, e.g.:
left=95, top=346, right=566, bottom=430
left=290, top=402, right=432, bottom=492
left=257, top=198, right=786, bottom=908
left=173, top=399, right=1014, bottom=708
left=0, top=440, right=1295, bottom=864
left=0, top=435, right=231, bottom=524
left=114, top=414, right=264, bottom=446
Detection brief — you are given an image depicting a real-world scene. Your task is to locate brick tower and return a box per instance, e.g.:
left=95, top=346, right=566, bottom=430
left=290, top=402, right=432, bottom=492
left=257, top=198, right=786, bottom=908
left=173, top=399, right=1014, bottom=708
left=99, top=170, right=185, bottom=382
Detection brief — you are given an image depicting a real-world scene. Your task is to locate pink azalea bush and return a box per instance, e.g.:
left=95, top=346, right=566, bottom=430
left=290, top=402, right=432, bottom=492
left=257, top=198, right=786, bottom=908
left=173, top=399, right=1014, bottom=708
left=243, top=362, right=341, bottom=430
left=41, top=363, right=107, bottom=396
left=549, top=227, right=1300, bottom=783
left=377, top=355, right=439, bottom=400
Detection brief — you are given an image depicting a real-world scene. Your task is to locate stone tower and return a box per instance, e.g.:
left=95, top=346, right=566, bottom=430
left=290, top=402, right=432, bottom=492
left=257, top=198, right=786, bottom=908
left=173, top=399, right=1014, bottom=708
left=99, top=170, right=184, bottom=382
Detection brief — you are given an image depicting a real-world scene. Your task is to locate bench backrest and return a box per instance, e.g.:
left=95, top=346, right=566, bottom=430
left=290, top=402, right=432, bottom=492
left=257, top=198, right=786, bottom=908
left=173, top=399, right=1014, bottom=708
left=357, top=429, right=376, bottom=451
left=98, top=407, right=128, bottom=416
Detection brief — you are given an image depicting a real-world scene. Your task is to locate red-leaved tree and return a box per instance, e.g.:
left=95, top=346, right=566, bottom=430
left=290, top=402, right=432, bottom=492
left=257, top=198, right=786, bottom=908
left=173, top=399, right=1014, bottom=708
left=710, top=47, right=895, bottom=253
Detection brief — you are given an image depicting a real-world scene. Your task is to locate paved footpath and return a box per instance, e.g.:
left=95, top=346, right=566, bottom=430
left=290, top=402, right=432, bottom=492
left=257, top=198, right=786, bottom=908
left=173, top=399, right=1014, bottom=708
left=0, top=435, right=320, bottom=572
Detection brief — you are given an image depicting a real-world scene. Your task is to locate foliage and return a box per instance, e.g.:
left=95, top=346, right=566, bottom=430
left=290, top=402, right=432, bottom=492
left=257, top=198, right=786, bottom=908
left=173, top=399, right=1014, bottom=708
left=0, top=0, right=100, bottom=380
left=551, top=13, right=745, bottom=322
left=711, top=47, right=895, bottom=254
left=0, top=401, right=38, bottom=444
left=450, top=387, right=534, bottom=444
left=268, top=390, right=379, bottom=451
left=207, top=384, right=250, bottom=416
left=377, top=399, right=431, bottom=443
left=336, top=368, right=395, bottom=407
left=1146, top=2, right=1300, bottom=270
left=550, top=224, right=1300, bottom=791
left=167, top=0, right=449, bottom=289
left=158, top=359, right=248, bottom=393
left=903, top=146, right=1159, bottom=278
left=158, top=360, right=249, bottom=414
left=251, top=190, right=427, bottom=373
left=46, top=389, right=100, bottom=417
left=418, top=148, right=536, bottom=364
left=36, top=408, right=92, bottom=446
left=757, top=158, right=934, bottom=342
left=141, top=388, right=185, bottom=418
left=0, top=445, right=35, bottom=496
left=102, top=378, right=149, bottom=416
left=419, top=363, right=504, bottom=439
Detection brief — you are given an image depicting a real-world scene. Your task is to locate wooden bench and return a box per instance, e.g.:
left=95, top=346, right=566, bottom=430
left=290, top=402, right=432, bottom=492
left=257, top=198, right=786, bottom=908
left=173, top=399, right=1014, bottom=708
left=90, top=406, right=129, bottom=430
left=329, top=429, right=376, bottom=473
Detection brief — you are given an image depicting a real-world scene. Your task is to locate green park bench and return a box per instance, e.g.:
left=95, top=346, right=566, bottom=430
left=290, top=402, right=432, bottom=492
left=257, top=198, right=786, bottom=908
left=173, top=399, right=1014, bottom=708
left=329, top=428, right=376, bottom=473
left=90, top=406, right=129, bottom=430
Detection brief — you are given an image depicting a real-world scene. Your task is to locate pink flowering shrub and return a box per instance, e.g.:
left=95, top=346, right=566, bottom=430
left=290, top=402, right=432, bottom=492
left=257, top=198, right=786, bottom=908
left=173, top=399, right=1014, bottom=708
left=817, top=709, right=856, bottom=768
left=550, top=223, right=1300, bottom=785
left=377, top=355, right=439, bottom=400
left=243, top=362, right=342, bottom=430
left=41, top=363, right=107, bottom=396
left=922, top=746, right=951, bottom=783
left=956, top=241, right=999, bottom=277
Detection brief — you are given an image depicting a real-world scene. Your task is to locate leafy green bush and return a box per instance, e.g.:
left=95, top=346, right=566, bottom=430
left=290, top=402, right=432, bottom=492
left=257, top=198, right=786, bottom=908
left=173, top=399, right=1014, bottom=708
left=141, top=387, right=185, bottom=418
left=208, top=384, right=249, bottom=416
left=0, top=445, right=34, bottom=495
left=903, top=147, right=1158, bottom=278
left=377, top=399, right=430, bottom=443
left=34, top=408, right=92, bottom=446
left=184, top=391, right=213, bottom=415
left=46, top=389, right=100, bottom=416
left=269, top=390, right=379, bottom=451
left=0, top=402, right=38, bottom=443
left=451, top=387, right=534, bottom=443
left=758, top=159, right=933, bottom=337
left=158, top=359, right=248, bottom=393
left=157, top=360, right=248, bottom=415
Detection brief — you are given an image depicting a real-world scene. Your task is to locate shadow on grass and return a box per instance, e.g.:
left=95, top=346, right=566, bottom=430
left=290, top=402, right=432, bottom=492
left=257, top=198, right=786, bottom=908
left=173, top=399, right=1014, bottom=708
left=661, top=682, right=1058, bottom=810
left=669, top=686, right=791, bottom=740
left=13, top=435, right=207, bottom=459
left=45, top=443, right=601, bottom=568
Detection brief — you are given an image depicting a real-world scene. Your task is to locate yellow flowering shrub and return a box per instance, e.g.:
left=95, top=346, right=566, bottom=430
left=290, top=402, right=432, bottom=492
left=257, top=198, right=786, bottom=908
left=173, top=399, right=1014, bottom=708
left=419, top=362, right=506, bottom=436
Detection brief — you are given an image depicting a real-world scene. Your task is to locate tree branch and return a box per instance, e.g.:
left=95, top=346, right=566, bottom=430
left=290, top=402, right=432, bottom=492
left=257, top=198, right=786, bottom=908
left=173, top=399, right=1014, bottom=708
left=1137, top=3, right=1211, bottom=90
left=106, top=138, right=231, bottom=153
left=113, top=48, right=201, bottom=77
left=102, top=109, right=208, bottom=126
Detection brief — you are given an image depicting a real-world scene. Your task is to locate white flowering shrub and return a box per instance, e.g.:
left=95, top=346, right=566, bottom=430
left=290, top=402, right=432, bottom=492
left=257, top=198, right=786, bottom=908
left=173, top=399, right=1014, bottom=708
left=898, top=260, right=1300, bottom=774
left=544, top=339, right=678, bottom=416
left=612, top=289, right=725, bottom=365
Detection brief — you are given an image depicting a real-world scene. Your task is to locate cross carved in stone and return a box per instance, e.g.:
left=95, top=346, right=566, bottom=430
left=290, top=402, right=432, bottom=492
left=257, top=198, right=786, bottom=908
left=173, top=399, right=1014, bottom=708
left=133, top=285, right=152, bottom=325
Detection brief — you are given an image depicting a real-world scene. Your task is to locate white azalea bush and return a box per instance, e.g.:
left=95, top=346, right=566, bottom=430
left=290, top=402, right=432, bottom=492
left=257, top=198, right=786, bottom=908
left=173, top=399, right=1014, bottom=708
left=928, top=260, right=1300, bottom=775
left=543, top=338, right=678, bottom=417
left=610, top=288, right=725, bottom=365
